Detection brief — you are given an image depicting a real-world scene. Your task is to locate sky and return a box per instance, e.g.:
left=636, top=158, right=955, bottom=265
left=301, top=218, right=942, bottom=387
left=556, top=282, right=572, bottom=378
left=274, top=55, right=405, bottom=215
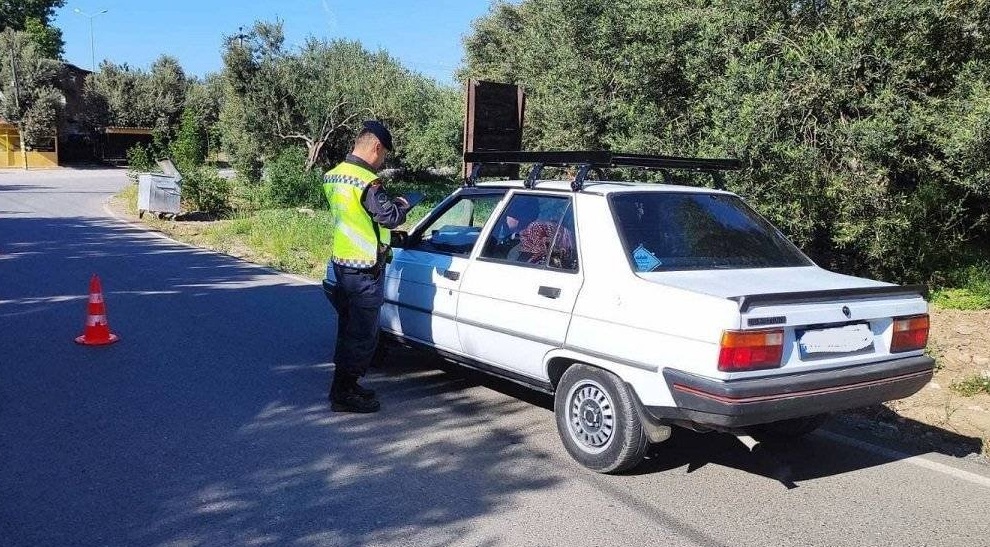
left=52, top=0, right=498, bottom=85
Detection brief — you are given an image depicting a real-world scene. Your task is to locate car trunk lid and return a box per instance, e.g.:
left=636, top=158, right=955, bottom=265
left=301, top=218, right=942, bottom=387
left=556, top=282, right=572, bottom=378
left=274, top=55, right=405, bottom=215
left=638, top=266, right=929, bottom=376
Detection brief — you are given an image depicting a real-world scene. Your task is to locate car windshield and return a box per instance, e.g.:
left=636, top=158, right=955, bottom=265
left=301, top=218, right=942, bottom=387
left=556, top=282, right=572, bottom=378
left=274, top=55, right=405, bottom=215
left=610, top=192, right=812, bottom=272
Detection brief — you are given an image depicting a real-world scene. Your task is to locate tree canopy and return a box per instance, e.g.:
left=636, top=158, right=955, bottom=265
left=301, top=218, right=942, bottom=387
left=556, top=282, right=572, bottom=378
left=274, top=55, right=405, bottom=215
left=0, top=0, right=65, bottom=58
left=463, top=0, right=990, bottom=283
left=83, top=56, right=188, bottom=132
left=0, top=28, right=61, bottom=152
left=221, top=21, right=461, bottom=174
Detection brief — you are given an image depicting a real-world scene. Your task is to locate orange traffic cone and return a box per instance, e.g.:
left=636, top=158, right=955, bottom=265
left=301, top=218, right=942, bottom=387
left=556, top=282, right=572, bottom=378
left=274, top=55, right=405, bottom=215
left=75, top=274, right=119, bottom=345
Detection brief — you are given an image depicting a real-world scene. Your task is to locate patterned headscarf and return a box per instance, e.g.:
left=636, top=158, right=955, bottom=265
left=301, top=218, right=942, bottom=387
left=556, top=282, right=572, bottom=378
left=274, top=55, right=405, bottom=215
left=518, top=221, right=574, bottom=265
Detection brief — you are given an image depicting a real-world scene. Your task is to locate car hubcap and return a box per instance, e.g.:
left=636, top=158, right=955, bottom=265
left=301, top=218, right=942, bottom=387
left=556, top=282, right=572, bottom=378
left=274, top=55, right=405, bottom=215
left=567, top=380, right=615, bottom=453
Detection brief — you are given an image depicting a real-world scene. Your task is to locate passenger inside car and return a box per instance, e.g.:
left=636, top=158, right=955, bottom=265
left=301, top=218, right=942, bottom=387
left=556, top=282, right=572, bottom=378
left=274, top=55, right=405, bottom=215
left=516, top=220, right=575, bottom=268
left=486, top=197, right=541, bottom=260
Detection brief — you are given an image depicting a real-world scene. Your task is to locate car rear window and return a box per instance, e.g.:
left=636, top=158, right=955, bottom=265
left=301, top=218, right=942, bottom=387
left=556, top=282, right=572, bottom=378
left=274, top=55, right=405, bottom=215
left=610, top=192, right=812, bottom=272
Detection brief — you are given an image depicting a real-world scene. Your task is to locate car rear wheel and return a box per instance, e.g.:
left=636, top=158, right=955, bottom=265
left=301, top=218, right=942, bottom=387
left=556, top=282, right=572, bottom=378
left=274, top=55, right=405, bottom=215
left=554, top=364, right=648, bottom=474
left=748, top=414, right=829, bottom=443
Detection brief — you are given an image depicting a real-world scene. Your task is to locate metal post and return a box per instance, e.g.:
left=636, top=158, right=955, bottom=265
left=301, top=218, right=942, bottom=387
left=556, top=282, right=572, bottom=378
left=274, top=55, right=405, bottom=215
left=89, top=17, right=95, bottom=71
left=74, top=9, right=109, bottom=72
left=8, top=41, right=28, bottom=169
left=8, top=44, right=18, bottom=110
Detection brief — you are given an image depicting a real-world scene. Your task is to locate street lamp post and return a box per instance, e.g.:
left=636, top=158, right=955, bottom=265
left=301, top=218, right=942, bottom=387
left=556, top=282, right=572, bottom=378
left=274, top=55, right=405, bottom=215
left=73, top=8, right=109, bottom=71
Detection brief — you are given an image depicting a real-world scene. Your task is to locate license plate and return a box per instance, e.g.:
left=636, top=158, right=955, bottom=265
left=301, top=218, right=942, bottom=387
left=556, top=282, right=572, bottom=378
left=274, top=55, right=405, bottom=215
left=799, top=323, right=874, bottom=355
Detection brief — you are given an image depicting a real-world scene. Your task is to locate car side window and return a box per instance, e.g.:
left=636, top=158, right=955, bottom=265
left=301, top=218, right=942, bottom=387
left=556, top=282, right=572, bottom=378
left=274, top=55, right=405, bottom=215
left=480, top=194, right=578, bottom=271
left=548, top=205, right=578, bottom=271
left=410, top=193, right=503, bottom=256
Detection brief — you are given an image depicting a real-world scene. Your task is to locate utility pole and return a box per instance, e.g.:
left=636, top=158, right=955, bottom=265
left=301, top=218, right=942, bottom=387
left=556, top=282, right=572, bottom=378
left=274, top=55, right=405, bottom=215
left=8, top=36, right=28, bottom=170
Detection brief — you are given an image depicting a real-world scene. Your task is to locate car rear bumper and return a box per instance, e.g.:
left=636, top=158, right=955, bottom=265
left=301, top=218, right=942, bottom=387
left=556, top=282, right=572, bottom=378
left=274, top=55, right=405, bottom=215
left=649, top=355, right=934, bottom=428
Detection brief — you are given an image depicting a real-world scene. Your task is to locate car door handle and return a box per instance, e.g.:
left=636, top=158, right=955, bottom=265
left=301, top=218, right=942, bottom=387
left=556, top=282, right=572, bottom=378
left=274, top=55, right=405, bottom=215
left=441, top=269, right=461, bottom=281
left=538, top=286, right=561, bottom=299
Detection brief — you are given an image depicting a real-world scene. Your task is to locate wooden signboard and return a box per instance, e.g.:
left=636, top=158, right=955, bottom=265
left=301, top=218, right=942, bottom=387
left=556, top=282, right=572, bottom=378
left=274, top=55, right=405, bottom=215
left=463, top=79, right=526, bottom=179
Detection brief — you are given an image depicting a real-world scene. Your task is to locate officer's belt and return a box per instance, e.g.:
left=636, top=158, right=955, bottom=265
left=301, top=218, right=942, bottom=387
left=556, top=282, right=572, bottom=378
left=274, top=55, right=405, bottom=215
left=338, top=263, right=383, bottom=277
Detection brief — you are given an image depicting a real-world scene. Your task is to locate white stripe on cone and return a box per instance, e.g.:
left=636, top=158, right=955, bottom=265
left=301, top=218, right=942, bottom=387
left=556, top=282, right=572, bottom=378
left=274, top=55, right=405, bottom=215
left=87, top=315, right=107, bottom=326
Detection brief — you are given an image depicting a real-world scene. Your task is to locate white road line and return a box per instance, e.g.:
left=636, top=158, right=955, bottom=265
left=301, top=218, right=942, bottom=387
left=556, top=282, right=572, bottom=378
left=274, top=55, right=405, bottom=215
left=818, top=430, right=990, bottom=489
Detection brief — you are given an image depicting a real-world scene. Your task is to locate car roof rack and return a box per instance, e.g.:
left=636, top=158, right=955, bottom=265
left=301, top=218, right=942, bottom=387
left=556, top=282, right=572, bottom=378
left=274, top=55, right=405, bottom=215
left=463, top=150, right=742, bottom=191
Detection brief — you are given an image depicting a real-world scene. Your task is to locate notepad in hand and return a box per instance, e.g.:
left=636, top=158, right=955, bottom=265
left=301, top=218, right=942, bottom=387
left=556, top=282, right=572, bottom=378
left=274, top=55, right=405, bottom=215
left=402, top=192, right=425, bottom=208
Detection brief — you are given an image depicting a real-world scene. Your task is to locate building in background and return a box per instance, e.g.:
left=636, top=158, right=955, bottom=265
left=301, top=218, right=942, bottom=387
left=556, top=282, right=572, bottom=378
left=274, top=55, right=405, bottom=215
left=0, top=123, right=58, bottom=169
left=1, top=63, right=153, bottom=168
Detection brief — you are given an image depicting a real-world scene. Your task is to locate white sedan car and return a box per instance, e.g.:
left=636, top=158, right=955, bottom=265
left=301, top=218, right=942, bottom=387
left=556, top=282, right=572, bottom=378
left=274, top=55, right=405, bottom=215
left=376, top=151, right=933, bottom=473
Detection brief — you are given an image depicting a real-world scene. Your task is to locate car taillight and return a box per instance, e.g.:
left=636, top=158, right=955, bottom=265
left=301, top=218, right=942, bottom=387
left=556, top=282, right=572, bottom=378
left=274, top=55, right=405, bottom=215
left=891, top=314, right=929, bottom=352
left=718, top=329, right=784, bottom=372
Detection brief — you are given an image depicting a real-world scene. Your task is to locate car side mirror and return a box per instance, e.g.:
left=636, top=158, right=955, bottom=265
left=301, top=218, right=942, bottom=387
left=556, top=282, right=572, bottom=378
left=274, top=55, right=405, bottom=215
left=390, top=230, right=409, bottom=248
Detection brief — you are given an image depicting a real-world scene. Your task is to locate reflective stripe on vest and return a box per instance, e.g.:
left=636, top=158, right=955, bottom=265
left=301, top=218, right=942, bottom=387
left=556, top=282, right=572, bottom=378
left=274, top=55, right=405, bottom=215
left=323, top=162, right=391, bottom=268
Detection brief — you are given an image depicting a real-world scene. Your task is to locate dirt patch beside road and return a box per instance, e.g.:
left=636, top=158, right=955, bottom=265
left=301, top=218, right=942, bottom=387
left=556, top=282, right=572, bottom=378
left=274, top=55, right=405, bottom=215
left=871, top=309, right=990, bottom=455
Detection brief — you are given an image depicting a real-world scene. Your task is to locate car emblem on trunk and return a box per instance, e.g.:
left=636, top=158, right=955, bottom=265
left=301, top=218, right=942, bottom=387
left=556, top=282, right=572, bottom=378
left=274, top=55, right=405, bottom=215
left=842, top=305, right=851, bottom=318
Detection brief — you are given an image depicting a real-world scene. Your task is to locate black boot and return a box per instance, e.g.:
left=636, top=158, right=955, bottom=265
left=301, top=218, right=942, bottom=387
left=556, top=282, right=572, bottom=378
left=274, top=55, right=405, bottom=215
left=351, top=380, right=376, bottom=399
left=330, top=390, right=381, bottom=413
left=329, top=375, right=380, bottom=413
left=331, top=373, right=376, bottom=400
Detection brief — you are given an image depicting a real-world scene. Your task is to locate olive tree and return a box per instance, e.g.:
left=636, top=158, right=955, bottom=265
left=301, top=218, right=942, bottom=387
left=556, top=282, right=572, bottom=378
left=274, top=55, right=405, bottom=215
left=462, top=0, right=990, bottom=283
left=222, top=21, right=463, bottom=174
left=83, top=56, right=188, bottom=131
left=0, top=28, right=60, bottom=168
left=0, top=0, right=65, bottom=58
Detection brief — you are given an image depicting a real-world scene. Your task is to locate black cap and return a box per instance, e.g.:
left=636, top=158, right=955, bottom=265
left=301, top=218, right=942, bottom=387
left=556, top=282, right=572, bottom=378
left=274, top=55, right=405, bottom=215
left=362, top=120, right=393, bottom=152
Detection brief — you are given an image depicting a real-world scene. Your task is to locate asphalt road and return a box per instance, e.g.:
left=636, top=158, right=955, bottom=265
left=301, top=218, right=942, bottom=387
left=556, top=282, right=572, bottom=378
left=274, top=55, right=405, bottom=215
left=2, top=168, right=989, bottom=547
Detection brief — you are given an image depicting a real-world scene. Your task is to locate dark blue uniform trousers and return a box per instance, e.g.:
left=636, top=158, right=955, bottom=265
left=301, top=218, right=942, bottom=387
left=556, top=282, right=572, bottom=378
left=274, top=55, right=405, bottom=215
left=330, top=263, right=385, bottom=382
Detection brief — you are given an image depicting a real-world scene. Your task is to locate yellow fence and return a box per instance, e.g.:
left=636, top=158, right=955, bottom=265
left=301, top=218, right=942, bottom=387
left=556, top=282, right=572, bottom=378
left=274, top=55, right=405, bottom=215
left=0, top=124, right=58, bottom=169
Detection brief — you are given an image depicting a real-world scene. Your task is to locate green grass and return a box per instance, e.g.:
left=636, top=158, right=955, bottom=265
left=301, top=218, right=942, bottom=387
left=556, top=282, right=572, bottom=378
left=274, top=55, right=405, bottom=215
left=931, top=264, right=990, bottom=310
left=117, top=183, right=139, bottom=215
left=116, top=178, right=451, bottom=281
left=951, top=374, right=990, bottom=397
left=932, top=288, right=990, bottom=310
left=203, top=209, right=337, bottom=279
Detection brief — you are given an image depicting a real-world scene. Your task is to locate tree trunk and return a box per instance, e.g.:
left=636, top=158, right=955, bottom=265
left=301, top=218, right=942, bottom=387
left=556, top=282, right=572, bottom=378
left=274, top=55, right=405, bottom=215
left=305, top=139, right=326, bottom=172
left=19, top=131, right=28, bottom=170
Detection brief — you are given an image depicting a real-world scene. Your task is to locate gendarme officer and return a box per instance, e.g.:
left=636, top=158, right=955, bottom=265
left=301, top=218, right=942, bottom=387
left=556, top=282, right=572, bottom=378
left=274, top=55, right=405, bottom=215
left=323, top=120, right=411, bottom=413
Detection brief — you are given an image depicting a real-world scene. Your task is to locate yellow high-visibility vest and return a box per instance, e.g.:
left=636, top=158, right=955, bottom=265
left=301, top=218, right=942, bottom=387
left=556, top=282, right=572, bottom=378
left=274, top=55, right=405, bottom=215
left=323, top=162, right=390, bottom=268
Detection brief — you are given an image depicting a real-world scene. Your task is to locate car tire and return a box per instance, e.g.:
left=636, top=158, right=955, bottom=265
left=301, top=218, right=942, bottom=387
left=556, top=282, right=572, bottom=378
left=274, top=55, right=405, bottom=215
left=748, top=414, right=829, bottom=443
left=554, top=364, right=648, bottom=474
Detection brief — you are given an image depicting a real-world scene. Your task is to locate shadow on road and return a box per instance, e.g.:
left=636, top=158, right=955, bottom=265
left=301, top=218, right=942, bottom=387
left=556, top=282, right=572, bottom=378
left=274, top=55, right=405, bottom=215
left=0, top=184, right=54, bottom=192
left=3, top=214, right=984, bottom=546
left=0, top=215, right=558, bottom=547
left=381, top=341, right=986, bottom=492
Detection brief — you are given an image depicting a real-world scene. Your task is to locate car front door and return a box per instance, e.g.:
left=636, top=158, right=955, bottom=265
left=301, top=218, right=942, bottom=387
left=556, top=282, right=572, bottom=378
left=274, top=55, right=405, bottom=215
left=381, top=190, right=505, bottom=353
left=456, top=193, right=583, bottom=380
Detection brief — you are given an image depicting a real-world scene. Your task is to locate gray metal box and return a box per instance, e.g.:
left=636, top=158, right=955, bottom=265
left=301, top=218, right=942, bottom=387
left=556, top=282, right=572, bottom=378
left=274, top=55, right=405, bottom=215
left=137, top=173, right=182, bottom=218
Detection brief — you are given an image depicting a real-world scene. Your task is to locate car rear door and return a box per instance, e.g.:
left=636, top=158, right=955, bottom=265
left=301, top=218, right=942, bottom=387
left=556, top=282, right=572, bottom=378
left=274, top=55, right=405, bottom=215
left=456, top=193, right=584, bottom=381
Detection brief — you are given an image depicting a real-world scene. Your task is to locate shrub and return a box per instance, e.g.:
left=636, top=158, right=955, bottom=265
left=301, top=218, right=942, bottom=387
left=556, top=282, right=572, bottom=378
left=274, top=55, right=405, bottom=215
left=171, top=108, right=207, bottom=172
left=263, top=147, right=325, bottom=209
left=182, top=167, right=233, bottom=215
left=463, top=0, right=990, bottom=284
left=125, top=144, right=156, bottom=182
left=932, top=263, right=990, bottom=310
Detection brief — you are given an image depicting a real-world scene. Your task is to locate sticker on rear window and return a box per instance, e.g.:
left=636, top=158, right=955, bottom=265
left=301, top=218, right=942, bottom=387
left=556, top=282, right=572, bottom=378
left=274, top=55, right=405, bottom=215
left=632, top=244, right=662, bottom=271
